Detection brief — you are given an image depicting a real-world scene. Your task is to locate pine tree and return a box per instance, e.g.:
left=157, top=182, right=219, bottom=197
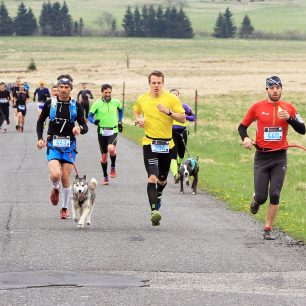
left=146, top=5, right=156, bottom=37
left=177, top=7, right=193, bottom=38
left=155, top=5, right=165, bottom=37
left=122, top=6, right=135, bottom=37
left=0, top=1, right=14, bottom=35
left=14, top=2, right=37, bottom=35
left=165, top=6, right=178, bottom=38
left=79, top=17, right=84, bottom=36
left=61, top=1, right=72, bottom=36
left=134, top=7, right=142, bottom=36
left=141, top=5, right=149, bottom=36
left=213, top=12, right=226, bottom=38
left=50, top=2, right=62, bottom=35
left=238, top=14, right=254, bottom=38
left=224, top=7, right=236, bottom=38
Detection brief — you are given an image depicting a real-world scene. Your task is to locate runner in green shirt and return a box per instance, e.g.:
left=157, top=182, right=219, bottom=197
left=89, top=84, right=123, bottom=185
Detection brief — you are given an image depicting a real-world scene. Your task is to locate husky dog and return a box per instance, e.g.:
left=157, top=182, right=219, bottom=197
left=179, top=157, right=199, bottom=195
left=71, top=175, right=97, bottom=228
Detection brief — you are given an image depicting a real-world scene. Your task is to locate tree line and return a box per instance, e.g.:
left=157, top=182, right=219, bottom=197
left=0, top=1, right=83, bottom=36
left=122, top=5, right=193, bottom=38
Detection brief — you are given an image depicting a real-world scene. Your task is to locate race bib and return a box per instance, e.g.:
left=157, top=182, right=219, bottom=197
left=52, top=136, right=70, bottom=148
left=0, top=98, right=8, bottom=103
left=17, top=105, right=26, bottom=110
left=100, top=128, right=114, bottom=136
left=151, top=140, right=169, bottom=153
left=264, top=127, right=282, bottom=141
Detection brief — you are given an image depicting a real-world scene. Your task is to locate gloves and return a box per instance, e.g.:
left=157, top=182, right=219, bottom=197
left=118, top=121, right=123, bottom=133
left=94, top=119, right=100, bottom=126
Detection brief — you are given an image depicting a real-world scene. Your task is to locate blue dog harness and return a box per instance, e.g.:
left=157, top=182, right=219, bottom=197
left=49, top=96, right=77, bottom=122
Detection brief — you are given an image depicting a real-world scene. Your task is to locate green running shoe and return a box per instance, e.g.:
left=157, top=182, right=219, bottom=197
left=151, top=210, right=161, bottom=226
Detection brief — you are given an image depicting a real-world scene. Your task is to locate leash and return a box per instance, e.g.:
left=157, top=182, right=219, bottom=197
left=253, top=143, right=306, bottom=153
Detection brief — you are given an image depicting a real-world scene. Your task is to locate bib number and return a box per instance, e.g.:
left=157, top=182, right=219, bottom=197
left=264, top=127, right=282, bottom=141
left=17, top=105, right=26, bottom=110
left=151, top=140, right=169, bottom=153
left=52, top=136, right=70, bottom=148
left=101, top=128, right=114, bottom=136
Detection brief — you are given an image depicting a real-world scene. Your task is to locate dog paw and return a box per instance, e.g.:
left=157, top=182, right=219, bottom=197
left=192, top=191, right=196, bottom=195
left=77, top=223, right=84, bottom=229
left=86, top=221, right=91, bottom=226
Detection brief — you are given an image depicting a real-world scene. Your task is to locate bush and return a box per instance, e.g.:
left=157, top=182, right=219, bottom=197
left=27, top=58, right=37, bottom=71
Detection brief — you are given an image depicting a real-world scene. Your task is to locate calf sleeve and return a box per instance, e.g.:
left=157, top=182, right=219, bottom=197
left=147, top=182, right=158, bottom=211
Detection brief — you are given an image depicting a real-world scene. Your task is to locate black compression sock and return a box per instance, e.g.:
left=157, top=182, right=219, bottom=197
left=147, top=182, right=158, bottom=211
left=100, top=162, right=108, bottom=177
left=157, top=181, right=167, bottom=195
left=110, top=155, right=116, bottom=167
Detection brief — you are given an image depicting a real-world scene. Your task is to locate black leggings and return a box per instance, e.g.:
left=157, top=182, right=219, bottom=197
left=254, top=150, right=287, bottom=205
left=172, top=129, right=187, bottom=159
left=81, top=101, right=89, bottom=119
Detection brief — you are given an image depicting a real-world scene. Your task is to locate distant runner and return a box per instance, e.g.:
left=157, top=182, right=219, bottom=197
left=89, top=84, right=123, bottom=185
left=238, top=76, right=305, bottom=240
left=34, top=80, right=51, bottom=116
left=169, top=88, right=195, bottom=183
left=0, top=82, right=11, bottom=133
left=15, top=83, right=29, bottom=132
left=77, top=83, right=94, bottom=123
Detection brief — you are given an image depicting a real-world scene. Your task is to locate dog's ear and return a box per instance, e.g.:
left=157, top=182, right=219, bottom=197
left=75, top=175, right=79, bottom=179
left=196, top=156, right=199, bottom=161
left=83, top=175, right=87, bottom=181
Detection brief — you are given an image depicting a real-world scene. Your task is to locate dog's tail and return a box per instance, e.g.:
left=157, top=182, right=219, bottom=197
left=89, top=178, right=98, bottom=190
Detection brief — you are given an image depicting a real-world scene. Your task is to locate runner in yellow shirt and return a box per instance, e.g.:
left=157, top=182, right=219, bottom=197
left=133, top=71, right=186, bottom=226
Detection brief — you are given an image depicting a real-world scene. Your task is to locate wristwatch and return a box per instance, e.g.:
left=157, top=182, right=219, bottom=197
left=167, top=110, right=173, bottom=116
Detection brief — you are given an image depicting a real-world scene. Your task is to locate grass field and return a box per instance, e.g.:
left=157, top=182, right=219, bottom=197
left=0, top=36, right=305, bottom=240
left=4, top=0, right=306, bottom=34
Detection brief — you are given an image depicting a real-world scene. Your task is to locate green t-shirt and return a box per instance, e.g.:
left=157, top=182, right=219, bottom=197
left=90, top=98, right=122, bottom=133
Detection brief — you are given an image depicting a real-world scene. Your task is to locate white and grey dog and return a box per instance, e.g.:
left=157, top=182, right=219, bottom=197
left=71, top=175, right=97, bottom=228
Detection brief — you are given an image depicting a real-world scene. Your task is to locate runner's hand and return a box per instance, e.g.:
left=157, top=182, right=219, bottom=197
left=94, top=119, right=100, bottom=126
left=278, top=109, right=290, bottom=120
left=135, top=119, right=145, bottom=128
left=243, top=137, right=253, bottom=149
left=37, top=139, right=45, bottom=150
left=72, top=126, right=81, bottom=136
left=157, top=104, right=169, bottom=114
left=118, top=122, right=123, bottom=133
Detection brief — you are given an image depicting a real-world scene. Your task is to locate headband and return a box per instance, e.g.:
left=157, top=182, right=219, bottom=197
left=266, top=76, right=282, bottom=88
left=57, top=78, right=73, bottom=89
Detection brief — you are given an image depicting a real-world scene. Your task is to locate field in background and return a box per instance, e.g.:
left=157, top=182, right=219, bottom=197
left=3, top=0, right=306, bottom=34
left=0, top=36, right=305, bottom=240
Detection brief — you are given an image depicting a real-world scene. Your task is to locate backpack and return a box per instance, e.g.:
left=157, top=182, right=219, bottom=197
left=49, top=96, right=77, bottom=122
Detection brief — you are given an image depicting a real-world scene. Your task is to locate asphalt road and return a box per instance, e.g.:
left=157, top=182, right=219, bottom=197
left=0, top=103, right=305, bottom=306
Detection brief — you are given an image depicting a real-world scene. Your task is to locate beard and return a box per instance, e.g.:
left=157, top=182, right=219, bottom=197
left=268, top=92, right=281, bottom=102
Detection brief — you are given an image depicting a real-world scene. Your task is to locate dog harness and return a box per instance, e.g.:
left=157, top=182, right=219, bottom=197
left=186, top=158, right=196, bottom=171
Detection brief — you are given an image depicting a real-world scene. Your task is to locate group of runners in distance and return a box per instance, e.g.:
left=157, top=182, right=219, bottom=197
left=1, top=72, right=305, bottom=239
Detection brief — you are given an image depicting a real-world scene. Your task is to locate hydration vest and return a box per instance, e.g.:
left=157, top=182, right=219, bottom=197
left=49, top=96, right=77, bottom=122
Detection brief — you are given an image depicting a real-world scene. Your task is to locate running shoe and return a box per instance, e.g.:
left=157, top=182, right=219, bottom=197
left=20, top=127, right=24, bottom=132
left=174, top=174, right=180, bottom=184
left=151, top=210, right=161, bottom=226
left=263, top=228, right=275, bottom=240
left=250, top=194, right=260, bottom=214
left=110, top=167, right=117, bottom=178
left=50, top=187, right=60, bottom=206
left=60, top=208, right=70, bottom=219
left=102, top=176, right=109, bottom=185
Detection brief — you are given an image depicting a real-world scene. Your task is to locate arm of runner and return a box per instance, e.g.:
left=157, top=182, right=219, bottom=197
left=157, top=104, right=186, bottom=123
left=287, top=115, right=305, bottom=134
left=75, top=102, right=88, bottom=135
left=238, top=123, right=255, bottom=149
left=134, top=111, right=145, bottom=128
left=36, top=102, right=50, bottom=141
left=183, top=103, right=195, bottom=122
left=89, top=90, right=94, bottom=99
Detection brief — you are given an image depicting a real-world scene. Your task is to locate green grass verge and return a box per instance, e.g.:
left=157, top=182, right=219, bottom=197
left=122, top=93, right=306, bottom=241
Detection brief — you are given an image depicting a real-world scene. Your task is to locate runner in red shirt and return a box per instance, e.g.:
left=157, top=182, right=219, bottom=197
left=238, top=76, right=305, bottom=240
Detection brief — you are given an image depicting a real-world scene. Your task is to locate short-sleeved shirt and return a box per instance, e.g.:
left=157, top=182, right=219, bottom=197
left=242, top=99, right=298, bottom=150
left=133, top=91, right=185, bottom=148
left=90, top=98, right=122, bottom=133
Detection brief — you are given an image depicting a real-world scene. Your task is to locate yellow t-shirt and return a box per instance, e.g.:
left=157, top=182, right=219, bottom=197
left=133, top=91, right=185, bottom=148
